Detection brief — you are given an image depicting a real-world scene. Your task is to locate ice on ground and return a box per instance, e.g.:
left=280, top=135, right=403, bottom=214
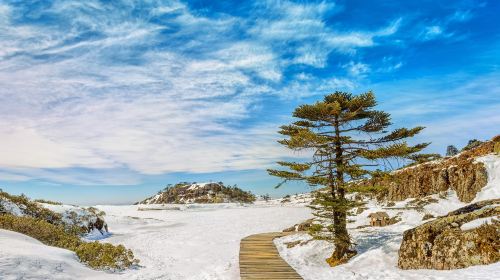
left=0, top=229, right=114, bottom=280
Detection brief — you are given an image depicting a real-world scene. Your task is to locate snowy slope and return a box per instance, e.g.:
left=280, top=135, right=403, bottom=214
left=275, top=154, right=500, bottom=280
left=0, top=229, right=113, bottom=280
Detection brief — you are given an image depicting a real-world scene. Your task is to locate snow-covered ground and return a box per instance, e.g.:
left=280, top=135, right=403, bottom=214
left=275, top=154, right=500, bottom=280
left=0, top=229, right=115, bottom=280
left=0, top=203, right=311, bottom=279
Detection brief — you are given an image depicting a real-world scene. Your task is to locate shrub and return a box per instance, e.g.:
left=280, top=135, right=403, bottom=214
left=462, top=139, right=483, bottom=151
left=0, top=214, right=138, bottom=270
left=0, top=214, right=80, bottom=250
left=34, top=199, right=63, bottom=205
left=0, top=190, right=62, bottom=224
left=75, top=242, right=138, bottom=270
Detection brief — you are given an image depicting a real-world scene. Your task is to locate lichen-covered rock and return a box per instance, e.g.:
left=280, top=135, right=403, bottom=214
left=356, top=136, right=498, bottom=203
left=283, top=219, right=314, bottom=232
left=398, top=199, right=500, bottom=270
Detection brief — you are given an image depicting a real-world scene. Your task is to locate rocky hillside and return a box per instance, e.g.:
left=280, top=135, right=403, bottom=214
left=356, top=135, right=500, bottom=203
left=139, top=182, right=256, bottom=204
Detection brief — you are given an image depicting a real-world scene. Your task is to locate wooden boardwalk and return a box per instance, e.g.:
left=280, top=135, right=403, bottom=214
left=239, top=232, right=303, bottom=280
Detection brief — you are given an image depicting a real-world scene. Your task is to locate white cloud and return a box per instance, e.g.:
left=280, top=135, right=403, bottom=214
left=343, top=61, right=370, bottom=77
left=0, top=0, right=403, bottom=185
left=420, top=25, right=445, bottom=40
left=249, top=3, right=401, bottom=67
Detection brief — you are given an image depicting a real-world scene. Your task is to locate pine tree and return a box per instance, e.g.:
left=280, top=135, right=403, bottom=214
left=268, top=91, right=428, bottom=266
left=446, top=145, right=459, bottom=156
left=462, top=139, right=483, bottom=151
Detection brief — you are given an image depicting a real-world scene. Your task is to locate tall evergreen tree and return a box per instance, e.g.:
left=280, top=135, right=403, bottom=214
left=446, top=145, right=459, bottom=156
left=268, top=91, right=428, bottom=266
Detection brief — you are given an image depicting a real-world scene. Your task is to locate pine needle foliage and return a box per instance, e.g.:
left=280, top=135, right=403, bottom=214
left=268, top=91, right=428, bottom=265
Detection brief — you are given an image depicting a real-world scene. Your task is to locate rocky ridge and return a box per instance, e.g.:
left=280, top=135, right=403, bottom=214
left=357, top=136, right=499, bottom=203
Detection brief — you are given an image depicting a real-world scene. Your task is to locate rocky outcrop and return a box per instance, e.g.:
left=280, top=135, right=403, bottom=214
left=139, top=182, right=256, bottom=204
left=359, top=136, right=499, bottom=203
left=283, top=219, right=314, bottom=232
left=398, top=199, right=500, bottom=270
left=0, top=190, right=109, bottom=235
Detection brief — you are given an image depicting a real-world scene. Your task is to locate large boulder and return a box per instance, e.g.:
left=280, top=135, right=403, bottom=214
left=398, top=199, right=500, bottom=270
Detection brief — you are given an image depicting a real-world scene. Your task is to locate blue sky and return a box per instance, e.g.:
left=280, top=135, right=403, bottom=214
left=0, top=0, right=499, bottom=205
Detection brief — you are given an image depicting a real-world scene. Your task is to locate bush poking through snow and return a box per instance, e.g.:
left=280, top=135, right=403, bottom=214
left=422, top=213, right=435, bottom=220
left=34, top=198, right=63, bottom=205
left=75, top=242, right=138, bottom=270
left=0, top=214, right=138, bottom=270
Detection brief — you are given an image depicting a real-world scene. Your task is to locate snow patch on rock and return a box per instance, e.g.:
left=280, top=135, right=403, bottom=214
left=474, top=154, right=500, bottom=202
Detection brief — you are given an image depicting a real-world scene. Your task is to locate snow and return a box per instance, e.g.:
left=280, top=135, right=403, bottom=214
left=187, top=182, right=209, bottom=190
left=275, top=189, right=500, bottom=280
left=255, top=193, right=313, bottom=206
left=274, top=154, right=500, bottom=280
left=460, top=217, right=497, bottom=231
left=0, top=203, right=310, bottom=279
left=0, top=198, right=24, bottom=216
left=474, top=154, right=500, bottom=202
left=83, top=228, right=112, bottom=241
left=93, top=203, right=311, bottom=279
left=0, top=229, right=114, bottom=280
left=275, top=232, right=500, bottom=280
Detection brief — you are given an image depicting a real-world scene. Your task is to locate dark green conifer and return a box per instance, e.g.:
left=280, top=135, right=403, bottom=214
left=446, top=145, right=459, bottom=156
left=268, top=91, right=428, bottom=265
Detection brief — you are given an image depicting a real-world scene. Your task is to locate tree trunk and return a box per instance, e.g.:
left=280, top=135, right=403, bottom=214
left=327, top=117, right=353, bottom=266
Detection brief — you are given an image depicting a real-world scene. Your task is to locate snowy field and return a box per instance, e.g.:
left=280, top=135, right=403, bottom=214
left=1, top=203, right=311, bottom=280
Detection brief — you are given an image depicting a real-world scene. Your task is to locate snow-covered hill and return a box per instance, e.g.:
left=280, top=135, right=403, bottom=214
left=138, top=182, right=256, bottom=204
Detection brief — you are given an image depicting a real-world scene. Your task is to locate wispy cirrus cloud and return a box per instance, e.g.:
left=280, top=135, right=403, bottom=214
left=2, top=0, right=398, bottom=185
left=0, top=0, right=497, bottom=190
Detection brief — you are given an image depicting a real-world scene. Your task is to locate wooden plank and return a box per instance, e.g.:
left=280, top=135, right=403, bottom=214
left=239, top=232, right=303, bottom=280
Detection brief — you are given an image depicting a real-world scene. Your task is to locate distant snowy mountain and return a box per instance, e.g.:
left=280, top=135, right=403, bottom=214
left=138, top=182, right=256, bottom=204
